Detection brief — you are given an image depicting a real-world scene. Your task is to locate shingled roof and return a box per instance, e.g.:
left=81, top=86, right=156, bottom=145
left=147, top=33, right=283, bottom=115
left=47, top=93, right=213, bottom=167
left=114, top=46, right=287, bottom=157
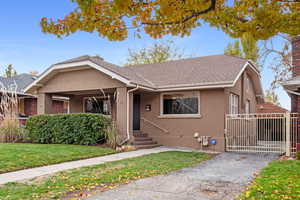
left=25, top=54, right=262, bottom=93
left=0, top=74, right=36, bottom=94
left=53, top=54, right=258, bottom=88
left=257, top=102, right=288, bottom=113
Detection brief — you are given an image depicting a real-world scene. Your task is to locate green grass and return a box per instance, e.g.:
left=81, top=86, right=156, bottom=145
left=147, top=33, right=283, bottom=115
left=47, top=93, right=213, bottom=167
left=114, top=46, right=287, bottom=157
left=0, top=151, right=211, bottom=200
left=240, top=160, right=300, bottom=200
left=0, top=143, right=115, bottom=173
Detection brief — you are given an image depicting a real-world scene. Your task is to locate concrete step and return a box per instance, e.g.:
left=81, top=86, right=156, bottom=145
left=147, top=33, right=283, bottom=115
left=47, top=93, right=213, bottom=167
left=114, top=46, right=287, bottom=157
left=134, top=137, right=153, bottom=142
left=133, top=132, right=148, bottom=137
left=134, top=144, right=162, bottom=150
left=131, top=140, right=157, bottom=145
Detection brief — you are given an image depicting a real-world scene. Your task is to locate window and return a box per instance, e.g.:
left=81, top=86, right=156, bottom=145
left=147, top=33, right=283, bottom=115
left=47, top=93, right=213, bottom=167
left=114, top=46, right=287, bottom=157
left=245, top=100, right=250, bottom=114
left=229, top=93, right=239, bottom=114
left=246, top=75, right=251, bottom=92
left=84, top=97, right=111, bottom=115
left=161, top=91, right=200, bottom=116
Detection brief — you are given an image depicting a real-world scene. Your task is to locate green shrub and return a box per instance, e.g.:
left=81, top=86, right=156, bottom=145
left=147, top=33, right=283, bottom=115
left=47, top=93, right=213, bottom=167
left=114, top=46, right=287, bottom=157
left=26, top=113, right=111, bottom=145
left=297, top=151, right=300, bottom=160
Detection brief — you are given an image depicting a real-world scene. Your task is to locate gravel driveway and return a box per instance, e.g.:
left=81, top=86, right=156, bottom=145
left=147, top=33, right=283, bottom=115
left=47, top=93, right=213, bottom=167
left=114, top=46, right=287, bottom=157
left=86, top=152, right=278, bottom=200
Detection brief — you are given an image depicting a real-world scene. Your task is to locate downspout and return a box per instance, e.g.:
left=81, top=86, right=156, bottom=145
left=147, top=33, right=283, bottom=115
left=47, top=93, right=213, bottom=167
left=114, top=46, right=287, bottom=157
left=120, top=85, right=139, bottom=145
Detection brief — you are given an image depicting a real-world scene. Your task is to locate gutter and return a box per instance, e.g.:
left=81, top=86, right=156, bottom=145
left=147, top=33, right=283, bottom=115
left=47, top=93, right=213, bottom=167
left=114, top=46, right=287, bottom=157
left=120, top=85, right=140, bottom=145
left=285, top=89, right=300, bottom=96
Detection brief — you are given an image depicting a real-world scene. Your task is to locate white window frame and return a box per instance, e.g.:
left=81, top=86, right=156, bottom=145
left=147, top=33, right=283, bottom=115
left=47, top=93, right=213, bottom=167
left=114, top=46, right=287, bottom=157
left=245, top=100, right=250, bottom=114
left=159, top=91, right=201, bottom=118
left=246, top=74, right=251, bottom=93
left=229, top=93, right=239, bottom=115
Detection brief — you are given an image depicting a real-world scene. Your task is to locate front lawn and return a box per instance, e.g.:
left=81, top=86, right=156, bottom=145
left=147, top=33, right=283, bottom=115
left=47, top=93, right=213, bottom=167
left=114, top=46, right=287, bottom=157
left=240, top=160, right=300, bottom=200
left=0, top=143, right=115, bottom=173
left=0, top=151, right=211, bottom=200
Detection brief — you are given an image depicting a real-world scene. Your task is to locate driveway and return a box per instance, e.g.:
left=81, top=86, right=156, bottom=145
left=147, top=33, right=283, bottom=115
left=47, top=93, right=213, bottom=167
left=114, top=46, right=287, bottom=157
left=86, top=152, right=278, bottom=200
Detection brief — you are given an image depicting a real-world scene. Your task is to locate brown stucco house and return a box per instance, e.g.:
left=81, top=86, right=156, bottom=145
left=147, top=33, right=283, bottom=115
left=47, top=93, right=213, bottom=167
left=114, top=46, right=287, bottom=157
left=24, top=54, right=264, bottom=152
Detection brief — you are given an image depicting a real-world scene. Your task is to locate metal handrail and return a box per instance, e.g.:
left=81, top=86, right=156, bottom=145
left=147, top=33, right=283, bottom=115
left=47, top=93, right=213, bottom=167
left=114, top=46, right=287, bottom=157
left=141, top=117, right=168, bottom=134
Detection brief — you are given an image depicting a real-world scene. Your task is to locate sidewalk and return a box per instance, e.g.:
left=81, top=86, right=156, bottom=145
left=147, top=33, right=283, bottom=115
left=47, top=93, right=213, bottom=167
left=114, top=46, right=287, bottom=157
left=0, top=147, right=174, bottom=185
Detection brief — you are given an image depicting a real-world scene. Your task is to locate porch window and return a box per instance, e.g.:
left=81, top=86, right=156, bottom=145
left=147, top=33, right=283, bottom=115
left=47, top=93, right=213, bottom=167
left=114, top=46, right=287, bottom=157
left=84, top=97, right=111, bottom=115
left=229, top=93, right=239, bottom=114
left=161, top=91, right=200, bottom=116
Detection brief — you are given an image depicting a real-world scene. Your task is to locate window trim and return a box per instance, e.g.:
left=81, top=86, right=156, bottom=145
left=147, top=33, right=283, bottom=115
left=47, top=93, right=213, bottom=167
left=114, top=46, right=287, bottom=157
left=229, top=93, right=239, bottom=115
left=159, top=91, right=201, bottom=118
left=246, top=74, right=251, bottom=93
left=245, top=99, right=250, bottom=114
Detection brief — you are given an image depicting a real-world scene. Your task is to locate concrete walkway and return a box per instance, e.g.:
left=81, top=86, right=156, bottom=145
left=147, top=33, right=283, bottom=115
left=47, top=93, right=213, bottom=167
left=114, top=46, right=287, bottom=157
left=86, top=153, right=278, bottom=200
left=0, top=147, right=175, bottom=185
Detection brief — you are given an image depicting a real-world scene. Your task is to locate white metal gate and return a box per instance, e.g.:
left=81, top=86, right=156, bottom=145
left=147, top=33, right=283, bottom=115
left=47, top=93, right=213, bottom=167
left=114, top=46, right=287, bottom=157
left=225, top=113, right=299, bottom=156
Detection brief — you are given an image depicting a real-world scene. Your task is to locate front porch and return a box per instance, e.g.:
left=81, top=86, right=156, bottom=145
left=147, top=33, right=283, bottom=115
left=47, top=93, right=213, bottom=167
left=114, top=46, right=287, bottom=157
left=23, top=58, right=161, bottom=148
left=37, top=87, right=132, bottom=142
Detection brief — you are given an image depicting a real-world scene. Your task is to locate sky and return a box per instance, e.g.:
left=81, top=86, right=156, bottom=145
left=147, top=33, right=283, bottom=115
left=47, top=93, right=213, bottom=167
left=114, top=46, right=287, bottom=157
left=0, top=0, right=290, bottom=109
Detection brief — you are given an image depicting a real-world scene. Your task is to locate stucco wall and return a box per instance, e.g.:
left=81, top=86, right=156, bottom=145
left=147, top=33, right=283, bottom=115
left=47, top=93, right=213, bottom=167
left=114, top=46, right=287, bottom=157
left=39, top=68, right=124, bottom=93
left=140, top=89, right=226, bottom=152
left=225, top=69, right=258, bottom=114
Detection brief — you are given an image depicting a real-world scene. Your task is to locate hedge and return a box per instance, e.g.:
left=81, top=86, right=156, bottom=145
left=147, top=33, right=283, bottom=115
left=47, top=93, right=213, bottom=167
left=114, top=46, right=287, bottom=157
left=26, top=113, right=111, bottom=145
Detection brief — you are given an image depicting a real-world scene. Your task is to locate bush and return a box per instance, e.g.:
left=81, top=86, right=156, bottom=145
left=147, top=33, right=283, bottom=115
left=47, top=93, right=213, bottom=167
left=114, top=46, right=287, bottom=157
left=26, top=113, right=111, bottom=145
left=0, top=119, right=28, bottom=143
left=297, top=151, right=300, bottom=160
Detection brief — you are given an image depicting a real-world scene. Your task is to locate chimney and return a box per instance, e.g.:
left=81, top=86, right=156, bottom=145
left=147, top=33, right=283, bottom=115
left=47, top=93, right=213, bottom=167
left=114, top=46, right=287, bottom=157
left=291, top=36, right=300, bottom=112
left=292, top=36, right=300, bottom=77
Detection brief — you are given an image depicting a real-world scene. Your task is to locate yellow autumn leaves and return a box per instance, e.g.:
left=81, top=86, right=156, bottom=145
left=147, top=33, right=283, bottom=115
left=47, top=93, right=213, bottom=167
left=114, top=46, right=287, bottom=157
left=40, top=0, right=300, bottom=41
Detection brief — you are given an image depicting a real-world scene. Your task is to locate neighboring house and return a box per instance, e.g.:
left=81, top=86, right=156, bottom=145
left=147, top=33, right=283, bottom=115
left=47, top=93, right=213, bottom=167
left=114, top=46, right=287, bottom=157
left=257, top=102, right=288, bottom=113
left=25, top=54, right=264, bottom=152
left=0, top=74, right=69, bottom=121
left=280, top=36, right=300, bottom=154
left=282, top=36, right=300, bottom=113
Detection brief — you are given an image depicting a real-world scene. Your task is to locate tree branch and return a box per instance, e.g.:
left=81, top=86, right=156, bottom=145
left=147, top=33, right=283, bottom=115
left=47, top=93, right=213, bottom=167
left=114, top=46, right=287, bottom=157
left=141, top=0, right=216, bottom=26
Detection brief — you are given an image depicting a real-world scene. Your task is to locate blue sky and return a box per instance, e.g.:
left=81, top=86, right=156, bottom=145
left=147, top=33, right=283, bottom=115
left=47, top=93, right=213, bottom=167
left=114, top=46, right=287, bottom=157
left=0, top=0, right=290, bottom=109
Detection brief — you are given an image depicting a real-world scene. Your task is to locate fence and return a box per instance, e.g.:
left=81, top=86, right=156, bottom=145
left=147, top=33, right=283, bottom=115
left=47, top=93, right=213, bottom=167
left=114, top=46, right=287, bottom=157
left=225, top=113, right=299, bottom=157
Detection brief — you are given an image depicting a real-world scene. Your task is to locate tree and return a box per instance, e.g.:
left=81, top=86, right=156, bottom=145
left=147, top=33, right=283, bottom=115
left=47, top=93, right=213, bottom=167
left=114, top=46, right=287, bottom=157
left=261, top=35, right=292, bottom=90
left=125, top=40, right=186, bottom=65
left=29, top=70, right=39, bottom=76
left=224, top=40, right=243, bottom=58
left=224, top=34, right=260, bottom=64
left=40, top=0, right=300, bottom=41
left=4, top=64, right=17, bottom=78
left=264, top=90, right=280, bottom=106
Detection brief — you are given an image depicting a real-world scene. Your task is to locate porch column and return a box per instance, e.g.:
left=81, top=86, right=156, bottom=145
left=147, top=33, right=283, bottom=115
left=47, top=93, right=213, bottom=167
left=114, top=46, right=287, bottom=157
left=116, top=87, right=128, bottom=138
left=37, top=93, right=52, bottom=114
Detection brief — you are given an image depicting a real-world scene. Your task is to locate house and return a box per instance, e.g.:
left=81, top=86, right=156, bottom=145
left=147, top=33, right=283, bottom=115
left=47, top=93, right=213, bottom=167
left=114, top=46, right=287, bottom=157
left=281, top=36, right=300, bottom=153
left=0, top=74, right=69, bottom=122
left=282, top=36, right=300, bottom=113
left=257, top=102, right=288, bottom=113
left=24, top=54, right=264, bottom=152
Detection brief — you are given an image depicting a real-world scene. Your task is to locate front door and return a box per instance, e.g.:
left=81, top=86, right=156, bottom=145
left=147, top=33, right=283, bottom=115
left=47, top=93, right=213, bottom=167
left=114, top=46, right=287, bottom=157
left=133, top=94, right=140, bottom=130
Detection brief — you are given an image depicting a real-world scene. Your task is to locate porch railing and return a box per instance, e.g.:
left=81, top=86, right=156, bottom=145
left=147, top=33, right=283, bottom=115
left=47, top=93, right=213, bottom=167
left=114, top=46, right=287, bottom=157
left=141, top=117, right=169, bottom=134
